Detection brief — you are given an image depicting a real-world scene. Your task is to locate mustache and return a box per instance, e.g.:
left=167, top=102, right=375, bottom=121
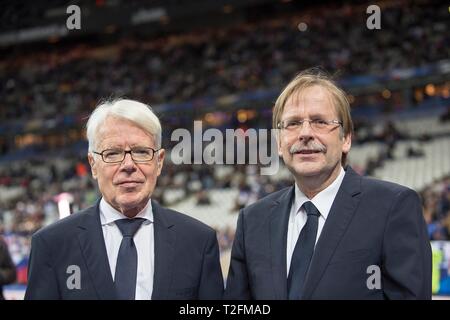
left=289, top=141, right=327, bottom=154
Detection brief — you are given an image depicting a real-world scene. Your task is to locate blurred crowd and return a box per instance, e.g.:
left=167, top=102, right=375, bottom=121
left=0, top=0, right=449, bottom=284
left=1, top=0, right=449, bottom=153
left=422, top=176, right=450, bottom=241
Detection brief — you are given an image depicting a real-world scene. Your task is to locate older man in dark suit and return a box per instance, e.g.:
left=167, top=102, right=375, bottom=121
left=25, top=98, right=224, bottom=300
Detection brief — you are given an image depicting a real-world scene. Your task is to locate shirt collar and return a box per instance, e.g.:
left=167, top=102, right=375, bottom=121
left=293, top=166, right=346, bottom=219
left=99, top=197, right=154, bottom=226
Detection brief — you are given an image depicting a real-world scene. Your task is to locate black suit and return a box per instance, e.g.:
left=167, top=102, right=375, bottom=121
left=225, top=166, right=432, bottom=299
left=25, top=200, right=224, bottom=299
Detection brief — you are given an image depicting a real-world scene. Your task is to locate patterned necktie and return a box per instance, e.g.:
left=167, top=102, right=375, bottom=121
left=114, top=218, right=145, bottom=300
left=287, top=201, right=320, bottom=300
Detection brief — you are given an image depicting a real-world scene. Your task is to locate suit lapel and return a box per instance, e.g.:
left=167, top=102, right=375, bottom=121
left=76, top=200, right=117, bottom=299
left=301, top=166, right=362, bottom=299
left=151, top=201, right=176, bottom=300
left=269, top=187, right=294, bottom=299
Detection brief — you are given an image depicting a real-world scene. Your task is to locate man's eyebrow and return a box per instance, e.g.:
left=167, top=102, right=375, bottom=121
left=282, top=113, right=329, bottom=120
left=101, top=145, right=122, bottom=150
left=102, top=145, right=150, bottom=149
left=129, top=144, right=152, bottom=148
left=308, top=114, right=329, bottom=119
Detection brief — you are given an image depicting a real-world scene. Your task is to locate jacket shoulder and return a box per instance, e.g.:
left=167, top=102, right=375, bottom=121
left=241, top=186, right=292, bottom=216
left=156, top=204, right=217, bottom=235
left=359, top=174, right=416, bottom=197
left=32, top=205, right=95, bottom=240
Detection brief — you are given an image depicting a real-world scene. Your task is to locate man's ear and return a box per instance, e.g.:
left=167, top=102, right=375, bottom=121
left=342, top=133, right=352, bottom=155
left=88, top=153, right=98, bottom=179
left=156, top=149, right=165, bottom=177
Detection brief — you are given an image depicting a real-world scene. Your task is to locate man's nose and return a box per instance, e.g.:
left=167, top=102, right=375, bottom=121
left=120, top=152, right=137, bottom=171
left=297, top=120, right=314, bottom=141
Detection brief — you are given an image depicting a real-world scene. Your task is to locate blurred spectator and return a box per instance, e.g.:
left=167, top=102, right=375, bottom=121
left=0, top=236, right=16, bottom=300
left=196, top=190, right=211, bottom=206
left=440, top=106, right=450, bottom=122
left=421, top=176, right=450, bottom=240
left=407, top=145, right=425, bottom=158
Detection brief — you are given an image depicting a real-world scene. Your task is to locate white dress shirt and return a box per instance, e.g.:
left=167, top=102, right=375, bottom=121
left=99, top=198, right=154, bottom=300
left=286, top=167, right=346, bottom=275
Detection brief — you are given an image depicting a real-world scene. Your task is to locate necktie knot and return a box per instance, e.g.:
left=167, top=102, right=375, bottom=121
left=115, top=218, right=145, bottom=238
left=303, top=201, right=320, bottom=217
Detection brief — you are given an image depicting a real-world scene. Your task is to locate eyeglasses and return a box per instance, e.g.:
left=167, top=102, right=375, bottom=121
left=93, top=147, right=160, bottom=163
left=277, top=119, right=342, bottom=133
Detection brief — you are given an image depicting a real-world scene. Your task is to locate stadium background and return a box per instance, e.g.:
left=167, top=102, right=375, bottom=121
left=0, top=0, right=449, bottom=299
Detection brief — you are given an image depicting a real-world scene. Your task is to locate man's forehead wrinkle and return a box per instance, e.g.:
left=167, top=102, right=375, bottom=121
left=284, top=87, right=336, bottom=118
left=284, top=98, right=322, bottom=115
left=96, top=128, right=119, bottom=150
left=96, top=125, right=156, bottom=151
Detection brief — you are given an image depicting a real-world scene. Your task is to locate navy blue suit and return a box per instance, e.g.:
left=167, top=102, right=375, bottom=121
left=225, top=166, right=432, bottom=299
left=25, top=200, right=224, bottom=299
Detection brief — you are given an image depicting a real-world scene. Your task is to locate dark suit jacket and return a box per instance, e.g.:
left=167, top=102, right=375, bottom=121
left=224, top=166, right=432, bottom=299
left=25, top=200, right=224, bottom=300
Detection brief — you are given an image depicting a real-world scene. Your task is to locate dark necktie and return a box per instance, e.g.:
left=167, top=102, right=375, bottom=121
left=114, top=218, right=145, bottom=300
left=287, top=201, right=320, bottom=300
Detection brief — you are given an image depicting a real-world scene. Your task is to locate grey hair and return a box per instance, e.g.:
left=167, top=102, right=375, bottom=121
left=86, top=98, right=162, bottom=152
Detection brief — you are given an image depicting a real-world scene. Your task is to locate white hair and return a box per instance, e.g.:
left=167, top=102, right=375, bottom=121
left=86, top=98, right=162, bottom=152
